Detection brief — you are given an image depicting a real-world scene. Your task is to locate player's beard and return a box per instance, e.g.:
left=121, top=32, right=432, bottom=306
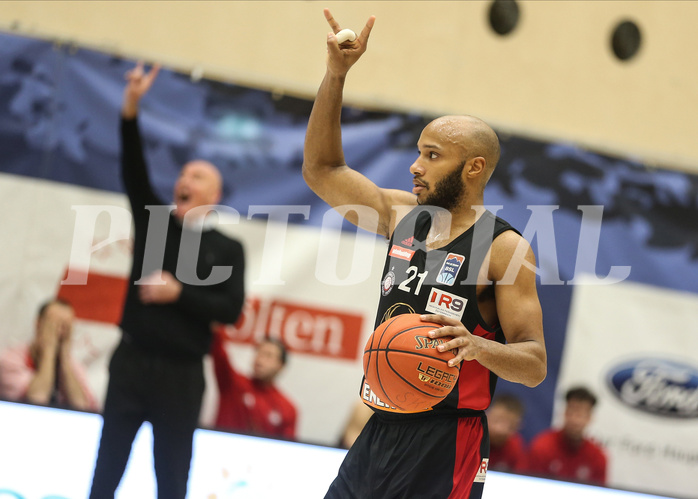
left=419, top=160, right=466, bottom=211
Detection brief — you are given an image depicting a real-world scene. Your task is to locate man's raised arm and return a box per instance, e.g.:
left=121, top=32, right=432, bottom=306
left=120, top=62, right=162, bottom=210
left=302, top=9, right=415, bottom=237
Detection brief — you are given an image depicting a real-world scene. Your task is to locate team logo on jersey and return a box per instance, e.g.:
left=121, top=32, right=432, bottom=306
left=436, top=253, right=465, bottom=285
left=361, top=381, right=397, bottom=411
left=381, top=269, right=396, bottom=296
left=380, top=303, right=416, bottom=324
left=389, top=245, right=415, bottom=261
left=474, top=458, right=489, bottom=483
left=425, top=288, right=467, bottom=320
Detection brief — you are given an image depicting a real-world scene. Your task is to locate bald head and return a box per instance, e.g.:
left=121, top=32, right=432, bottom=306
left=173, top=160, right=223, bottom=220
left=425, top=115, right=500, bottom=185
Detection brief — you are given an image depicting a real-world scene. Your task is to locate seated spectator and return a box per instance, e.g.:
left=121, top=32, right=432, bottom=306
left=525, top=386, right=608, bottom=485
left=487, top=393, right=526, bottom=472
left=211, top=328, right=297, bottom=439
left=0, top=299, right=96, bottom=411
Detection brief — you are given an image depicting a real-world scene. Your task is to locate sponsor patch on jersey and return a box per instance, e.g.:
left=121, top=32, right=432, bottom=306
left=380, top=303, right=416, bottom=324
left=425, top=288, right=467, bottom=320
left=401, top=236, right=414, bottom=247
left=474, top=458, right=489, bottom=483
left=361, top=381, right=397, bottom=411
left=389, top=245, right=415, bottom=261
left=436, top=253, right=465, bottom=285
left=381, top=270, right=396, bottom=296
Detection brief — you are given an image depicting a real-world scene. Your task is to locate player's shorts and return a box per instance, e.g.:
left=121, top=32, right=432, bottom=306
left=325, top=410, right=489, bottom=499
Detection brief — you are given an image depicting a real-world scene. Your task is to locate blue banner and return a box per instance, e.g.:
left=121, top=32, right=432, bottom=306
left=2, top=31, right=697, bottom=440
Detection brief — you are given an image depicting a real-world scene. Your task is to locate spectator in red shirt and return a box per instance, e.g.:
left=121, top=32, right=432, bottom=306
left=525, top=386, right=608, bottom=485
left=0, top=299, right=96, bottom=411
left=211, top=329, right=297, bottom=439
left=487, top=393, right=526, bottom=472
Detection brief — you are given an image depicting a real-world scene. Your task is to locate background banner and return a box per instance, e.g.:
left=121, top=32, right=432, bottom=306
left=558, top=276, right=698, bottom=498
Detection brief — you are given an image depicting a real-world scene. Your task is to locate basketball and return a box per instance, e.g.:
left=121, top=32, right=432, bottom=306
left=363, top=313, right=460, bottom=413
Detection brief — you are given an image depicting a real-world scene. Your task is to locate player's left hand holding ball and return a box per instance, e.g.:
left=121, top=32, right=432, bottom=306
left=423, top=314, right=486, bottom=367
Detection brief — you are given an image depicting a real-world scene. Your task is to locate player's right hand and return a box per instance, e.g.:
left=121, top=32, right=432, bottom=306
left=324, top=8, right=375, bottom=77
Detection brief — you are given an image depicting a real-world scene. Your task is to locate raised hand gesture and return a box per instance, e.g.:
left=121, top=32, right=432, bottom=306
left=122, top=61, right=161, bottom=119
left=324, top=8, right=375, bottom=78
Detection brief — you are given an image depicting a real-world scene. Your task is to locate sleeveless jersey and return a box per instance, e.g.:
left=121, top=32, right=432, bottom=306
left=363, top=206, right=520, bottom=415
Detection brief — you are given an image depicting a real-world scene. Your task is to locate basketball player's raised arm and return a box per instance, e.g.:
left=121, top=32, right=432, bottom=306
left=303, top=9, right=415, bottom=238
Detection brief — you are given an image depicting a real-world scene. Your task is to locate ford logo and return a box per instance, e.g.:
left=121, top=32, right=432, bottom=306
left=607, top=358, right=698, bottom=418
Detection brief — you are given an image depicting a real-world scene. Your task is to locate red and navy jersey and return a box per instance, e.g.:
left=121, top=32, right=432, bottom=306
left=368, top=207, right=519, bottom=414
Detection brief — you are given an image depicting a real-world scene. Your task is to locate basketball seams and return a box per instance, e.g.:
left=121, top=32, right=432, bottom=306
left=384, top=325, right=443, bottom=350
left=385, top=325, right=455, bottom=365
left=363, top=314, right=459, bottom=412
left=384, top=325, right=437, bottom=346
left=363, top=316, right=396, bottom=388
left=367, top=316, right=402, bottom=410
left=376, top=351, right=400, bottom=409
left=377, top=315, right=402, bottom=347
left=386, top=327, right=456, bottom=400
left=385, top=352, right=447, bottom=400
left=365, top=348, right=453, bottom=365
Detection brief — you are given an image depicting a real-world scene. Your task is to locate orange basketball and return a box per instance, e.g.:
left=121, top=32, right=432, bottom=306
left=362, top=313, right=460, bottom=413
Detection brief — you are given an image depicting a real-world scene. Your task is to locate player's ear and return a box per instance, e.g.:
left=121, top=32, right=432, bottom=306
left=466, top=156, right=486, bottom=178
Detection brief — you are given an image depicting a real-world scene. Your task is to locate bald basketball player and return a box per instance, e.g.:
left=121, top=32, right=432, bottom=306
left=89, top=63, right=245, bottom=499
left=303, top=10, right=546, bottom=498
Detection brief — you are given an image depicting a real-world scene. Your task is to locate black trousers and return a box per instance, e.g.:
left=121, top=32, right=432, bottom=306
left=89, top=338, right=205, bottom=499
